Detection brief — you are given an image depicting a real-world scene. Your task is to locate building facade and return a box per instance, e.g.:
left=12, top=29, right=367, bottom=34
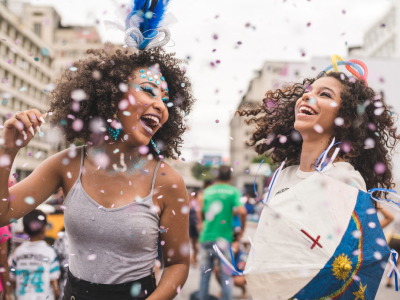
left=230, top=61, right=307, bottom=196
left=0, top=1, right=56, bottom=179
left=0, top=1, right=103, bottom=180
left=363, top=1, right=398, bottom=58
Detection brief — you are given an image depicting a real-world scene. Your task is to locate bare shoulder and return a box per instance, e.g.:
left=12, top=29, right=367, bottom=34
left=155, top=161, right=185, bottom=188
left=154, top=161, right=188, bottom=209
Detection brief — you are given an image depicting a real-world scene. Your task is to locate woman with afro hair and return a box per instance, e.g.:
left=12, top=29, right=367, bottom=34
left=0, top=42, right=195, bottom=300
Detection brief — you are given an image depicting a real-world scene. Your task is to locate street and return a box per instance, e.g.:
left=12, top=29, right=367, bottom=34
left=175, top=263, right=399, bottom=300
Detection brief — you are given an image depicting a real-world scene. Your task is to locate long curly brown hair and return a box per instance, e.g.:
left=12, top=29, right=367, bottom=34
left=237, top=72, right=400, bottom=196
left=48, top=42, right=195, bottom=159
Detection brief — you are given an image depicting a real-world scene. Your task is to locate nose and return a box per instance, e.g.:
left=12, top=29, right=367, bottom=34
left=152, top=97, right=167, bottom=113
left=302, top=90, right=312, bottom=102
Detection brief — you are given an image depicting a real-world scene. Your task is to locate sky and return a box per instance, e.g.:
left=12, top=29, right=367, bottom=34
left=28, top=0, right=392, bottom=162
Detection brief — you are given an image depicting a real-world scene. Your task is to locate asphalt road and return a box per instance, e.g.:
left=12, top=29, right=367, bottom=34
left=176, top=263, right=399, bottom=300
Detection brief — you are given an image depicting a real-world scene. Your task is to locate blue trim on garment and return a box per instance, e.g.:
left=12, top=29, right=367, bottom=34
left=292, top=189, right=390, bottom=299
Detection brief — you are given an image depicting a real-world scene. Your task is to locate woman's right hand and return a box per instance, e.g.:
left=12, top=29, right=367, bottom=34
left=1, top=109, right=46, bottom=151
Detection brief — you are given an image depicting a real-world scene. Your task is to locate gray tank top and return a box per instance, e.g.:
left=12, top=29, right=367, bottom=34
left=64, top=147, right=161, bottom=284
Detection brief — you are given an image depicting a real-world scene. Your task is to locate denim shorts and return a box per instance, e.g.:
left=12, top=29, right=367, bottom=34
left=63, top=269, right=156, bottom=300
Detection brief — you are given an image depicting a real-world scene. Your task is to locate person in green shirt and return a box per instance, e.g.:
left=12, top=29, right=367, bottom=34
left=198, top=166, right=247, bottom=300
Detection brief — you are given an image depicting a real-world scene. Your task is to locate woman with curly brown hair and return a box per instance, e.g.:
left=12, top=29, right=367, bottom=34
left=238, top=69, right=399, bottom=199
left=236, top=60, right=400, bottom=299
left=0, top=1, right=195, bottom=299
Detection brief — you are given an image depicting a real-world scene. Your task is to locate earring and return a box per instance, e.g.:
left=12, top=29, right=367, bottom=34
left=151, top=139, right=160, bottom=154
left=108, top=107, right=122, bottom=141
left=108, top=126, right=122, bottom=141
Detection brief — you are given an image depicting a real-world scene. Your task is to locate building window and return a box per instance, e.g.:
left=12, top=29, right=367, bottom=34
left=34, top=23, right=41, bottom=37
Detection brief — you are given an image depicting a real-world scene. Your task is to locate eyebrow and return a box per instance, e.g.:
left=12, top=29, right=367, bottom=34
left=141, top=81, right=158, bottom=88
left=138, top=81, right=169, bottom=98
left=320, top=86, right=336, bottom=96
left=309, top=85, right=337, bottom=97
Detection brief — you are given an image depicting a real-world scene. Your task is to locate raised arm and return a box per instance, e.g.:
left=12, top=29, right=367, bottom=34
left=0, top=109, right=62, bottom=226
left=149, top=163, right=190, bottom=300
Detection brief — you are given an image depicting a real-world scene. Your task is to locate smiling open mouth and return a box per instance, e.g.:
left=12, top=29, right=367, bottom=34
left=140, top=114, right=160, bottom=135
left=299, top=105, right=318, bottom=116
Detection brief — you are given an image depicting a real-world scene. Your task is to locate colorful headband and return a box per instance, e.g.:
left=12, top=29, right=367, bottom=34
left=104, top=0, right=173, bottom=50
left=322, top=54, right=369, bottom=86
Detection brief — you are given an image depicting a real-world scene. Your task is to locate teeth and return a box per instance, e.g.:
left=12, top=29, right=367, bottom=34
left=141, top=115, right=159, bottom=125
left=140, top=120, right=154, bottom=134
left=299, top=106, right=316, bottom=115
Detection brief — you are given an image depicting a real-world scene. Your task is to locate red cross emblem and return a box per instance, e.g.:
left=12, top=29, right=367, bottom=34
left=301, top=229, right=322, bottom=249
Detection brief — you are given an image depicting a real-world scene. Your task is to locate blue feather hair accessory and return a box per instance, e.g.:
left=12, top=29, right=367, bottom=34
left=124, top=0, right=172, bottom=50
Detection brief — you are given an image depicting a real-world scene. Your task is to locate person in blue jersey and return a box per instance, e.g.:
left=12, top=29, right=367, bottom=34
left=9, top=210, right=60, bottom=300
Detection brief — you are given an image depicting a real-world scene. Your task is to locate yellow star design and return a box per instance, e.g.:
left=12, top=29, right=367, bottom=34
left=353, top=282, right=367, bottom=300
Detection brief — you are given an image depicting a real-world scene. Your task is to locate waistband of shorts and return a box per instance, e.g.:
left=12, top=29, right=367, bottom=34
left=392, top=233, right=400, bottom=240
left=67, top=269, right=155, bottom=292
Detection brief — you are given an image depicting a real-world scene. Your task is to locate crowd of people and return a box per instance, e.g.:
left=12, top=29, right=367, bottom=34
left=186, top=166, right=263, bottom=300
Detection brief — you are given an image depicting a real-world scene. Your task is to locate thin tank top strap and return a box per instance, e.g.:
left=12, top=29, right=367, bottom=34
left=150, top=160, right=162, bottom=194
left=78, top=146, right=85, bottom=180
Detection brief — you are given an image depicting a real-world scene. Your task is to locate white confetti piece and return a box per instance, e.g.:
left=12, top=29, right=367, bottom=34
left=67, top=172, right=72, bottom=179
left=87, top=254, right=97, bottom=261
left=374, top=251, right=382, bottom=260
left=313, top=124, right=323, bottom=133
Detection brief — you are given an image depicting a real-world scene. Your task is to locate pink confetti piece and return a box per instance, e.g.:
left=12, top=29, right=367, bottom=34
left=374, top=162, right=386, bottom=174
left=72, top=119, right=84, bottom=132
left=138, top=145, right=149, bottom=155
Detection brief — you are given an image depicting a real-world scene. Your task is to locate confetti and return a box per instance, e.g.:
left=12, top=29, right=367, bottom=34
left=24, top=197, right=34, bottom=205
left=72, top=119, right=84, bottom=132
left=41, top=48, right=49, bottom=56
left=364, top=138, right=375, bottom=149
left=374, top=162, right=386, bottom=174
left=313, top=124, right=323, bottom=133
left=87, top=254, right=97, bottom=261
left=71, top=89, right=87, bottom=102
left=131, top=283, right=141, bottom=297
left=138, top=145, right=149, bottom=155
left=334, top=117, right=344, bottom=126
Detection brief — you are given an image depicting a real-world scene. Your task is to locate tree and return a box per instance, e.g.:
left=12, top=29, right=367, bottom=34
left=191, top=163, right=214, bottom=181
